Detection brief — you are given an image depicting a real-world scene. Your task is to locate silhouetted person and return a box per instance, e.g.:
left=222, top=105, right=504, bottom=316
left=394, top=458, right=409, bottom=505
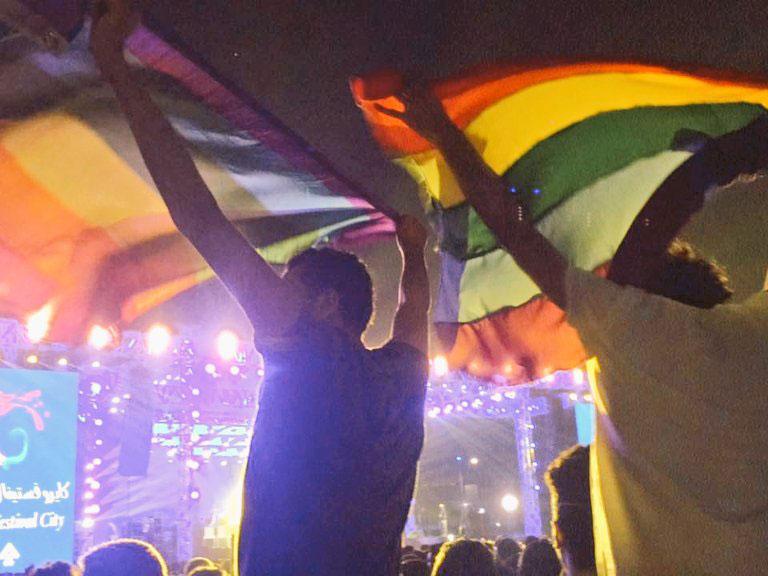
left=546, top=445, right=595, bottom=576
left=79, top=538, right=167, bottom=576
left=518, top=540, right=561, bottom=576
left=91, top=2, right=431, bottom=574
left=184, top=557, right=215, bottom=576
left=431, top=539, right=497, bottom=576
left=495, top=537, right=521, bottom=576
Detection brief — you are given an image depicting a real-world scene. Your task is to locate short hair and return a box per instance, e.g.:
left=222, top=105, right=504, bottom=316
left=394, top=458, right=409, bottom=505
left=643, top=239, right=732, bottom=308
left=287, top=248, right=374, bottom=335
left=401, top=558, right=430, bottom=576
left=518, top=539, right=561, bottom=576
left=184, top=557, right=215, bottom=576
left=30, top=562, right=79, bottom=576
left=188, top=569, right=225, bottom=576
left=545, top=445, right=595, bottom=571
left=432, top=539, right=497, bottom=576
left=495, top=537, right=521, bottom=562
left=80, top=538, right=168, bottom=576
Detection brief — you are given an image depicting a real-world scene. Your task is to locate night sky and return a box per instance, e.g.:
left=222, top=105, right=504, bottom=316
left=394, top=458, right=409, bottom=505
left=137, top=0, right=768, bottom=345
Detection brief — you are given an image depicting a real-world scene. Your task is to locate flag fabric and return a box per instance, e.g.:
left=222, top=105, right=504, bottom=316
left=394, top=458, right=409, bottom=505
left=352, top=63, right=768, bottom=383
left=0, top=17, right=390, bottom=343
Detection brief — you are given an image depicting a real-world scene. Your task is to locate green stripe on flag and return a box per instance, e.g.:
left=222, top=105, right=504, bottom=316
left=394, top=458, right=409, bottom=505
left=444, top=103, right=765, bottom=261
left=453, top=150, right=691, bottom=323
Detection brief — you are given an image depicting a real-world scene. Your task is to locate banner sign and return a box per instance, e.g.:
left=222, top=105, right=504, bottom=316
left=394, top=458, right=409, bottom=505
left=0, top=369, right=78, bottom=569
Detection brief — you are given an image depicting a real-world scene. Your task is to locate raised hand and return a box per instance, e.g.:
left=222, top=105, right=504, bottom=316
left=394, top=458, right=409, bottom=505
left=90, top=0, right=138, bottom=66
left=375, top=84, right=455, bottom=144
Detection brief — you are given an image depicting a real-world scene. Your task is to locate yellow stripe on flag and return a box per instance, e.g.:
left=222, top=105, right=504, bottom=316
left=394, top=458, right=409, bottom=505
left=0, top=113, right=167, bottom=231
left=403, top=71, right=768, bottom=208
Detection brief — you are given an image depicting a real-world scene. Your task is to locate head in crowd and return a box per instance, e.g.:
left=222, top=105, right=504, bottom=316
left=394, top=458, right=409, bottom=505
left=518, top=539, right=562, bottom=576
left=641, top=239, right=732, bottom=308
left=184, top=557, right=216, bottom=576
left=188, top=569, right=226, bottom=576
left=285, top=248, right=374, bottom=337
left=545, top=445, right=595, bottom=575
left=79, top=538, right=168, bottom=576
left=495, top=537, right=522, bottom=574
left=431, top=539, right=497, bottom=576
left=30, top=562, right=80, bottom=576
left=401, top=558, right=430, bottom=576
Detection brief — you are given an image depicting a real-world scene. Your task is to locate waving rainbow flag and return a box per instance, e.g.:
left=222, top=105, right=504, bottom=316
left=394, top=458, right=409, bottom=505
left=0, top=8, right=390, bottom=343
left=352, top=63, right=768, bottom=383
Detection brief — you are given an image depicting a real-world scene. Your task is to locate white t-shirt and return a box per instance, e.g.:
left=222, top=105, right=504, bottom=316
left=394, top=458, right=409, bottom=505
left=565, top=267, right=768, bottom=576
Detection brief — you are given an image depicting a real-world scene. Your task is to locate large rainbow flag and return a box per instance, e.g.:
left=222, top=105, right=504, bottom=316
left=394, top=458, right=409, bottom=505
left=352, top=63, right=768, bottom=383
left=0, top=8, right=390, bottom=343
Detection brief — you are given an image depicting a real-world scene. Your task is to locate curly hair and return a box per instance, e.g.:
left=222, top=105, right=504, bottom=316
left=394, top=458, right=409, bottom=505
left=431, top=539, right=496, bottom=576
left=643, top=239, right=732, bottom=309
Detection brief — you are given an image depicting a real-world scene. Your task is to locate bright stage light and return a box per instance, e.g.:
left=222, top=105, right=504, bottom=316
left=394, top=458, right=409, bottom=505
left=25, top=354, right=39, bottom=365
left=501, top=493, right=519, bottom=513
left=82, top=517, right=95, bottom=529
left=26, top=302, right=53, bottom=344
left=432, top=355, right=449, bottom=378
left=88, top=325, right=114, bottom=350
left=146, top=324, right=172, bottom=356
left=57, top=357, right=68, bottom=367
left=469, top=457, right=479, bottom=466
left=216, top=330, right=239, bottom=361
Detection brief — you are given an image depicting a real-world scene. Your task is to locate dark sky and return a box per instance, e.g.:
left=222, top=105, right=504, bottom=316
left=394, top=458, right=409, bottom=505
left=139, top=0, right=768, bottom=346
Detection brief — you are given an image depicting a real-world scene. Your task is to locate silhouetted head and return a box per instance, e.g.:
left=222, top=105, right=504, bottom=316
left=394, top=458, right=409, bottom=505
left=518, top=539, right=561, bottom=576
left=30, top=562, right=79, bottom=576
left=545, top=445, right=594, bottom=575
left=80, top=538, right=167, bottom=576
left=285, top=248, right=373, bottom=338
left=432, top=539, right=496, bottom=576
left=184, top=557, right=215, bottom=576
left=641, top=239, right=732, bottom=308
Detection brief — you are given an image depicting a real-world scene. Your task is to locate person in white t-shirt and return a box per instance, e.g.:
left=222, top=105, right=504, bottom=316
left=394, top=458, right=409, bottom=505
left=378, top=88, right=768, bottom=575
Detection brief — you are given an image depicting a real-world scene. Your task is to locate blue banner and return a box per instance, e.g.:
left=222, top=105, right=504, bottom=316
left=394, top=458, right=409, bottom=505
left=0, top=369, right=78, bottom=569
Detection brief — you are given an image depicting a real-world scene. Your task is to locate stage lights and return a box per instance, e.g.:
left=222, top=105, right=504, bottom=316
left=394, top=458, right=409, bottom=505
left=146, top=323, right=172, bottom=356
left=501, top=493, right=519, bottom=513
left=87, top=325, right=114, bottom=350
left=216, top=330, right=239, bottom=361
left=25, top=302, right=53, bottom=344
left=432, top=355, right=449, bottom=378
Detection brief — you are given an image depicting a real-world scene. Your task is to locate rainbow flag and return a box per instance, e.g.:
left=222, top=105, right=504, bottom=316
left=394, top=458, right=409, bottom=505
left=0, top=14, right=390, bottom=343
left=352, top=63, right=768, bottom=383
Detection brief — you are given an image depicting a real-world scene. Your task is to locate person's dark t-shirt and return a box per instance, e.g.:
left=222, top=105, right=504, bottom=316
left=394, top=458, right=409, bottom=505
left=238, top=321, right=427, bottom=576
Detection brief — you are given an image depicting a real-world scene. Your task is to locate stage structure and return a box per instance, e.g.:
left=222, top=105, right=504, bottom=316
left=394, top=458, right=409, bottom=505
left=0, top=317, right=594, bottom=565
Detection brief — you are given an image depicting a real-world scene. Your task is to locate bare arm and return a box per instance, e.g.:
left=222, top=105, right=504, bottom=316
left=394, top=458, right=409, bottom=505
left=91, top=0, right=300, bottom=338
left=377, top=91, right=568, bottom=307
left=391, top=215, right=429, bottom=354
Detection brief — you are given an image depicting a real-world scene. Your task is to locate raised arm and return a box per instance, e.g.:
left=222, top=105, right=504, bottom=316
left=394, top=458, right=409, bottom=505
left=391, top=215, right=429, bottom=355
left=90, top=0, right=300, bottom=338
left=376, top=89, right=569, bottom=307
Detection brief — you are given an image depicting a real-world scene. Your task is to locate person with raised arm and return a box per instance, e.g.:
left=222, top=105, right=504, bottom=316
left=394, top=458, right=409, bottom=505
left=90, top=3, right=430, bottom=574
left=379, top=87, right=768, bottom=575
